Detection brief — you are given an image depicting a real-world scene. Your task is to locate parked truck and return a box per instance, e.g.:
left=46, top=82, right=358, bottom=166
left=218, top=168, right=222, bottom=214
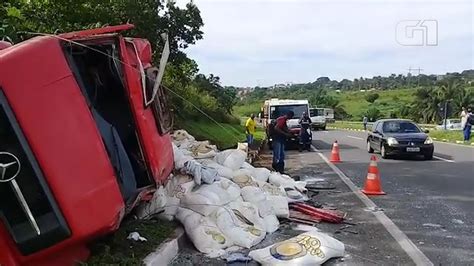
left=261, top=99, right=310, bottom=147
left=0, top=24, right=174, bottom=266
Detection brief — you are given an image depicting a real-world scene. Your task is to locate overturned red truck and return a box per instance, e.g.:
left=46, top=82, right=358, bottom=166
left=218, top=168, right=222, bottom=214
left=0, top=25, right=174, bottom=265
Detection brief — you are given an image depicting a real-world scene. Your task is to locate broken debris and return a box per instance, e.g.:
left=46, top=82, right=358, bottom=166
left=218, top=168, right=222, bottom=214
left=127, top=232, right=147, bottom=242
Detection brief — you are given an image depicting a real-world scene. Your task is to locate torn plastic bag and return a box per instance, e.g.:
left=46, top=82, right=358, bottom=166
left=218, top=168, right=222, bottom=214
left=184, top=160, right=220, bottom=185
left=173, top=143, right=193, bottom=170
left=248, top=230, right=345, bottom=265
left=215, top=149, right=247, bottom=170
left=200, top=160, right=234, bottom=179
left=212, top=206, right=266, bottom=249
left=176, top=207, right=230, bottom=256
left=180, top=179, right=241, bottom=216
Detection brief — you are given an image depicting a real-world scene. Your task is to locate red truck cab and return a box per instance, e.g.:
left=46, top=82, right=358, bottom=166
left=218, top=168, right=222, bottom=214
left=0, top=25, right=174, bottom=265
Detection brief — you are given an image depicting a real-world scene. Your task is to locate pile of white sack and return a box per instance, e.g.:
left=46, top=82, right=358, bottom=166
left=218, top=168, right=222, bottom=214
left=137, top=130, right=312, bottom=257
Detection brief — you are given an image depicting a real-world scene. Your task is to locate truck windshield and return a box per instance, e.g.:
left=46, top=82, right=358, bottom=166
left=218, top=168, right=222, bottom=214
left=271, top=104, right=307, bottom=119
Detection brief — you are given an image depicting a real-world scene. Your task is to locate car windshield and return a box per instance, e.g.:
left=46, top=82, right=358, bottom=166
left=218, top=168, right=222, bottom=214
left=270, top=104, right=307, bottom=119
left=382, top=121, right=421, bottom=133
left=310, top=108, right=324, bottom=117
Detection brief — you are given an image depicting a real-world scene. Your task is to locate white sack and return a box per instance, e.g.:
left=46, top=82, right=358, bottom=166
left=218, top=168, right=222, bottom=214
left=227, top=201, right=266, bottom=232
left=241, top=186, right=279, bottom=233
left=176, top=208, right=230, bottom=256
left=180, top=179, right=241, bottom=216
left=259, top=182, right=289, bottom=218
left=173, top=130, right=195, bottom=142
left=232, top=172, right=258, bottom=188
left=249, top=230, right=345, bottom=265
left=215, top=149, right=247, bottom=170
left=159, top=175, right=195, bottom=220
left=241, top=162, right=255, bottom=169
left=212, top=207, right=265, bottom=249
left=252, top=168, right=271, bottom=182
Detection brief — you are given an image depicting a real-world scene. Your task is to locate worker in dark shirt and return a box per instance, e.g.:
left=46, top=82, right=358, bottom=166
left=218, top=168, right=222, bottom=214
left=272, top=111, right=295, bottom=173
left=299, top=112, right=312, bottom=152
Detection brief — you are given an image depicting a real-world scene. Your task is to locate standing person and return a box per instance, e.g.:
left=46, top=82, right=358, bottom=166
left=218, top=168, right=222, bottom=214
left=245, top=114, right=256, bottom=145
left=461, top=107, right=469, bottom=141
left=462, top=108, right=472, bottom=141
left=298, top=112, right=312, bottom=152
left=272, top=111, right=295, bottom=173
left=363, top=116, right=368, bottom=131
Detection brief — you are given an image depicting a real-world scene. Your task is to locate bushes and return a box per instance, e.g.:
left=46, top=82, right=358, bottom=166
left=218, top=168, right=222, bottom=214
left=365, top=107, right=381, bottom=122
left=365, top=93, right=380, bottom=103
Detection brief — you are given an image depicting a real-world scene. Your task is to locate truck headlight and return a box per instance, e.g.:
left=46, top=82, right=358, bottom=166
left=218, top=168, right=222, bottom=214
left=387, top=137, right=398, bottom=146
left=424, top=137, right=433, bottom=144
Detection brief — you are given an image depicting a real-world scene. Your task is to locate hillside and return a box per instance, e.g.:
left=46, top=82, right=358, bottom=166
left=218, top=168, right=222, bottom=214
left=234, top=88, right=416, bottom=121
left=331, top=88, right=415, bottom=120
left=235, top=70, right=474, bottom=123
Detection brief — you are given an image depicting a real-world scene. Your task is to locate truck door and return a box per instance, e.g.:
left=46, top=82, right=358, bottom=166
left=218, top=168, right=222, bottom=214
left=117, top=37, right=174, bottom=185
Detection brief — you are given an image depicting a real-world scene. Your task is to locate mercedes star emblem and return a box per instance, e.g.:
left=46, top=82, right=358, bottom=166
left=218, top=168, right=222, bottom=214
left=0, top=152, right=21, bottom=183
left=0, top=151, right=41, bottom=235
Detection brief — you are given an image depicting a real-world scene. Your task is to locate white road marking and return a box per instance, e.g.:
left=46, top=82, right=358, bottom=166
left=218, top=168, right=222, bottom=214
left=347, top=135, right=364, bottom=140
left=434, top=140, right=474, bottom=149
left=433, top=155, right=455, bottom=163
left=311, top=145, right=433, bottom=266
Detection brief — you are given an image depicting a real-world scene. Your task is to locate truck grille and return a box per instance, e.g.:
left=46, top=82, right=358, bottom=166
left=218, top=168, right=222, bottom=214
left=0, top=90, right=70, bottom=255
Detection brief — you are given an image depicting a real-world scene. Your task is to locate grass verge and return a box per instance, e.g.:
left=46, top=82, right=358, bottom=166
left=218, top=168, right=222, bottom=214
left=176, top=119, right=264, bottom=150
left=85, top=218, right=177, bottom=265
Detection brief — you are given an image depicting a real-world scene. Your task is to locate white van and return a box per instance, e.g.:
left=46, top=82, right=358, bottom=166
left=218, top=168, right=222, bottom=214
left=309, top=108, right=326, bottom=130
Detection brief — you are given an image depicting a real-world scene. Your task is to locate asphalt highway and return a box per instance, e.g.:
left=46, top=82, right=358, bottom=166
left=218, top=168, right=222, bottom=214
left=312, top=129, right=474, bottom=265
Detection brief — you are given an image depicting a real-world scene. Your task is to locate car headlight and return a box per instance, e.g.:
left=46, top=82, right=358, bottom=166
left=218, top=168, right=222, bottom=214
left=424, top=137, right=433, bottom=144
left=387, top=137, right=398, bottom=146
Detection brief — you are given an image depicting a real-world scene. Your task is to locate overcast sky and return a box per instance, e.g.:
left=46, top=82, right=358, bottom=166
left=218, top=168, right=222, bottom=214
left=176, top=0, right=473, bottom=87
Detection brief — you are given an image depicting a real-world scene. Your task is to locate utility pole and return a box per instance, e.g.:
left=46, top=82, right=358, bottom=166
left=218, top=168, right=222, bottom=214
left=407, top=67, right=424, bottom=87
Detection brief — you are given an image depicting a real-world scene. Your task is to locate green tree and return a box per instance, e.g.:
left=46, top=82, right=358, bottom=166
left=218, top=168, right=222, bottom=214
left=365, top=93, right=379, bottom=103
left=1, top=0, right=203, bottom=63
left=365, top=107, right=381, bottom=122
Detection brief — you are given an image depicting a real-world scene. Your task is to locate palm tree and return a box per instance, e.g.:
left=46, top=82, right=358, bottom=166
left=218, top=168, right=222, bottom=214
left=437, top=79, right=460, bottom=101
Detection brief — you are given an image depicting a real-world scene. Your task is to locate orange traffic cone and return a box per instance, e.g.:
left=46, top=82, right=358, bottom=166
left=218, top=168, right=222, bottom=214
left=330, top=141, right=341, bottom=163
left=361, top=155, right=386, bottom=195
